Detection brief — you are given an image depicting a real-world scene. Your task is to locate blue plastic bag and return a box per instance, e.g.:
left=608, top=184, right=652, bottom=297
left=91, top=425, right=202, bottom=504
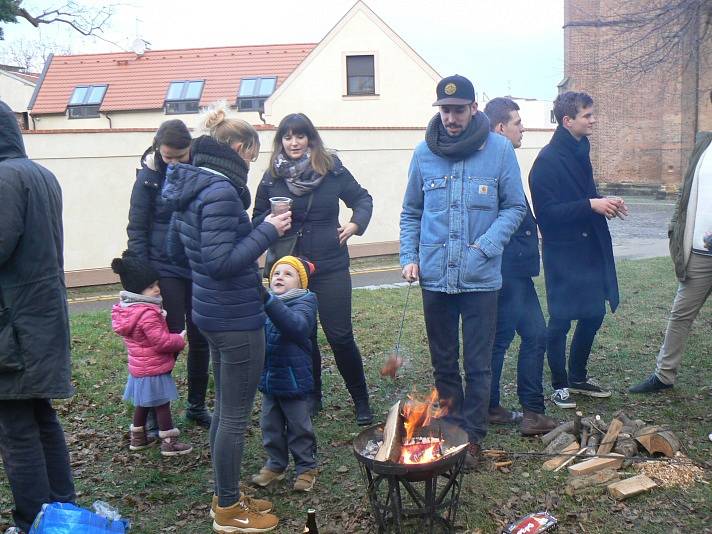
left=29, top=502, right=129, bottom=534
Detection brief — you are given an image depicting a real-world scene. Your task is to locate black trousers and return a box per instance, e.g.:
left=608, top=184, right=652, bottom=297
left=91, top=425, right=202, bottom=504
left=421, top=289, right=498, bottom=444
left=307, top=268, right=368, bottom=403
left=160, top=277, right=211, bottom=406
left=0, top=399, right=75, bottom=532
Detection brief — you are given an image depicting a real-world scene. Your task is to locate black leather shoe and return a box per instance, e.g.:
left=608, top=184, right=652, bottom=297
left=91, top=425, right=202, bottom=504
left=629, top=374, right=673, bottom=394
left=354, top=398, right=373, bottom=426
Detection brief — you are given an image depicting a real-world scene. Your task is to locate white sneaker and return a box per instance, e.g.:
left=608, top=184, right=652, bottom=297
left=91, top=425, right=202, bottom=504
left=551, top=388, right=577, bottom=409
left=4, top=528, right=24, bottom=534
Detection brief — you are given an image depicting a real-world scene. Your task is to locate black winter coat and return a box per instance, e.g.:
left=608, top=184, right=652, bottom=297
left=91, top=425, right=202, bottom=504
left=126, top=150, right=191, bottom=279
left=0, top=100, right=73, bottom=399
left=162, top=136, right=279, bottom=332
left=501, top=200, right=540, bottom=279
left=253, top=158, right=373, bottom=276
left=529, top=126, right=619, bottom=319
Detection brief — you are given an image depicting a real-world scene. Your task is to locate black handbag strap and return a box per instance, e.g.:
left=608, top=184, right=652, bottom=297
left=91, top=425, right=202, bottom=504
left=295, top=193, right=314, bottom=238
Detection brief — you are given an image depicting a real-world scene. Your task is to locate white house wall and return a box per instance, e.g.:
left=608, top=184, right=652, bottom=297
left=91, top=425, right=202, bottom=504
left=0, top=73, right=35, bottom=113
left=31, top=108, right=263, bottom=130
left=266, top=8, right=440, bottom=127
left=21, top=127, right=552, bottom=286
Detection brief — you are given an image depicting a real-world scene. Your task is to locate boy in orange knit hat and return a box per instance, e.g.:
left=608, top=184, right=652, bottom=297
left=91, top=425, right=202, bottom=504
left=252, top=256, right=320, bottom=492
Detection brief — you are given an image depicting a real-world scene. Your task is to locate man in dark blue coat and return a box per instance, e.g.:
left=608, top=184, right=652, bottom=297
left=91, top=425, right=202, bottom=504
left=484, top=97, right=557, bottom=435
left=529, top=91, right=626, bottom=407
left=0, top=100, right=75, bottom=533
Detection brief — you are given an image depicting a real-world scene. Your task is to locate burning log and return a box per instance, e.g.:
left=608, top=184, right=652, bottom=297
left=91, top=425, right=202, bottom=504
left=400, top=437, right=443, bottom=464
left=375, top=401, right=403, bottom=463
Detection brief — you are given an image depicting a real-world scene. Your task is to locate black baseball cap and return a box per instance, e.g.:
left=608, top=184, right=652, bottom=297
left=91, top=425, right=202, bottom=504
left=433, top=74, right=476, bottom=106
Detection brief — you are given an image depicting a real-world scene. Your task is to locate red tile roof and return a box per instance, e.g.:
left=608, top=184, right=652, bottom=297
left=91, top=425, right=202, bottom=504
left=30, top=44, right=316, bottom=114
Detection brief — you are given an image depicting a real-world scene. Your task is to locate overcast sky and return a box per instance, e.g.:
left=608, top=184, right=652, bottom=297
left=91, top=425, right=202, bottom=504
left=1, top=0, right=564, bottom=101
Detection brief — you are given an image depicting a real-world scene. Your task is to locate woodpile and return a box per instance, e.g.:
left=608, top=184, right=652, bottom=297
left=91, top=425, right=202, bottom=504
left=540, top=410, right=696, bottom=501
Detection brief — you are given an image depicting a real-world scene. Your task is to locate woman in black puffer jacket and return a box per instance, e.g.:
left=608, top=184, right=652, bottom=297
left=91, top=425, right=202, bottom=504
left=253, top=113, right=374, bottom=426
left=126, top=120, right=212, bottom=428
left=163, top=105, right=289, bottom=531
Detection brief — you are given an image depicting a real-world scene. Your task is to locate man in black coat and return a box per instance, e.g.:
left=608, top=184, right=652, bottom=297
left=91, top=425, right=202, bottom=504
left=0, top=100, right=75, bottom=533
left=484, top=97, right=557, bottom=435
left=529, top=91, right=626, bottom=407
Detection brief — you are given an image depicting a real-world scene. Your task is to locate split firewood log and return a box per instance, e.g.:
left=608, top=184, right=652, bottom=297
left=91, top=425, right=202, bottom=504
left=544, top=432, right=577, bottom=455
left=597, top=418, right=624, bottom=455
left=614, top=433, right=640, bottom=457
left=635, top=426, right=681, bottom=457
left=565, top=468, right=620, bottom=496
left=541, top=421, right=574, bottom=445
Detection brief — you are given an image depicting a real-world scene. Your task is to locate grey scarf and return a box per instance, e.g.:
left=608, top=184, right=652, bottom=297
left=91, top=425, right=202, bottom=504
left=119, top=291, right=165, bottom=315
left=273, top=151, right=326, bottom=196
left=425, top=110, right=490, bottom=160
left=274, top=288, right=308, bottom=301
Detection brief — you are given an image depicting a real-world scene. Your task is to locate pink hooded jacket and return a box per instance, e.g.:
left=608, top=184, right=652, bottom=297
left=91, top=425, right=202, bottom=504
left=111, top=302, right=185, bottom=378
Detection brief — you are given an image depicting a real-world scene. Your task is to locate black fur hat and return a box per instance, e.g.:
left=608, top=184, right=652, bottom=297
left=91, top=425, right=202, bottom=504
left=111, top=251, right=160, bottom=294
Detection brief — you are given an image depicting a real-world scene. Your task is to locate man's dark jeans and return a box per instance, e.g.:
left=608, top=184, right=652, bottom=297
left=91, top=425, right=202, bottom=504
left=490, top=277, right=547, bottom=413
left=422, top=289, right=498, bottom=444
left=0, top=399, right=75, bottom=533
left=547, top=315, right=605, bottom=389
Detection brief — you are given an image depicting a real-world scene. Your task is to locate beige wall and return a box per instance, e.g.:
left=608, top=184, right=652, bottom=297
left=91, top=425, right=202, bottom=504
left=30, top=108, right=262, bottom=131
left=265, top=6, right=440, bottom=127
left=0, top=73, right=35, bottom=113
left=22, top=126, right=552, bottom=285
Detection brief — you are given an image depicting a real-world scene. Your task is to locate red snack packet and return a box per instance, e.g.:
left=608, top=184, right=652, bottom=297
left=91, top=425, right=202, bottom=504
left=503, top=511, right=558, bottom=534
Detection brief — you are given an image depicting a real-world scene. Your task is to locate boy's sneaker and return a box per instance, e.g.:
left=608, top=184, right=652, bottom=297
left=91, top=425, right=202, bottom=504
left=293, top=469, right=318, bottom=492
left=4, top=528, right=24, bottom=534
left=129, top=425, right=157, bottom=451
left=211, top=494, right=272, bottom=518
left=158, top=428, right=193, bottom=456
left=551, top=388, right=577, bottom=409
left=251, top=467, right=285, bottom=487
left=568, top=378, right=611, bottom=398
left=213, top=499, right=278, bottom=533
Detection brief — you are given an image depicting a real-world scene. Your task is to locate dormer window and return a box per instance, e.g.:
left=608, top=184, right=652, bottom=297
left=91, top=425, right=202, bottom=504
left=67, top=84, right=107, bottom=119
left=164, top=80, right=204, bottom=114
left=237, top=77, right=277, bottom=112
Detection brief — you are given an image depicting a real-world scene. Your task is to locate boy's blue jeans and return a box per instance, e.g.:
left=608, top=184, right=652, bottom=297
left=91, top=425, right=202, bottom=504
left=421, top=288, right=498, bottom=444
left=490, top=276, right=547, bottom=413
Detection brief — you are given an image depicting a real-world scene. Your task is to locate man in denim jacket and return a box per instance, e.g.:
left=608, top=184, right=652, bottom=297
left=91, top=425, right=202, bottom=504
left=400, top=75, right=526, bottom=467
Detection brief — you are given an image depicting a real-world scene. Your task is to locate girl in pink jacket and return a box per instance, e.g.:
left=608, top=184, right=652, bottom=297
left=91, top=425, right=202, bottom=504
left=111, top=253, right=193, bottom=456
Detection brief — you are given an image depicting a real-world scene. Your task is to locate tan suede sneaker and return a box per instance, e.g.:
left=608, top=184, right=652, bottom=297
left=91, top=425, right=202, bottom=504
left=293, top=468, right=318, bottom=492
left=210, top=494, right=272, bottom=518
left=251, top=466, right=285, bottom=487
left=212, top=500, right=278, bottom=533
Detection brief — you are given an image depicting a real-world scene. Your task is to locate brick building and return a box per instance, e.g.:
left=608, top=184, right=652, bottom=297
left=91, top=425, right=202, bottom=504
left=562, top=0, right=712, bottom=193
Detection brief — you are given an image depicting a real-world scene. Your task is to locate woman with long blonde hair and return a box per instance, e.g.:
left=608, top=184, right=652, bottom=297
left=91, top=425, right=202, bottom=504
left=163, top=104, right=288, bottom=533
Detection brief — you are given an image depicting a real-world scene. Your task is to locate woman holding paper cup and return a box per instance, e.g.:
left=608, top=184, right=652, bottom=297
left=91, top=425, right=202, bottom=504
left=163, top=104, right=289, bottom=531
left=253, top=113, right=374, bottom=426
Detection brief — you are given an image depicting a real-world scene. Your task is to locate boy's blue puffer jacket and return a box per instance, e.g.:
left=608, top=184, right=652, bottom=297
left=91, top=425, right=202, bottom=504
left=259, top=291, right=318, bottom=399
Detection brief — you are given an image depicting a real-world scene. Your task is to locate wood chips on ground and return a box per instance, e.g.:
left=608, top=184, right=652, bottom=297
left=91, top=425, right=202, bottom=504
left=635, top=452, right=706, bottom=488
